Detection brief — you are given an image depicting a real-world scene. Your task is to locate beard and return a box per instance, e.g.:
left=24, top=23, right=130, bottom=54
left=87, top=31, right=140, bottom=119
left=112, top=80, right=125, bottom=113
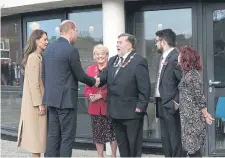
left=157, top=47, right=163, bottom=54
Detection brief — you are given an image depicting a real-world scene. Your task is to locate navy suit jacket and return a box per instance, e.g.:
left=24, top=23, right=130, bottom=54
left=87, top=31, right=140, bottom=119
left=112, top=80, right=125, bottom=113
left=99, top=51, right=151, bottom=119
left=42, top=37, right=95, bottom=109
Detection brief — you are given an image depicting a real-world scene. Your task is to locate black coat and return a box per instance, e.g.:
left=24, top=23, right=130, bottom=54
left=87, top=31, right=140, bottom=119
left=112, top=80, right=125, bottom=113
left=100, top=51, right=151, bottom=119
left=158, top=49, right=182, bottom=115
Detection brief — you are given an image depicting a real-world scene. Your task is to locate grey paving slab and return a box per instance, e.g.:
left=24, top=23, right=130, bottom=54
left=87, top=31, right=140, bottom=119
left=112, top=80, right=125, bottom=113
left=0, top=139, right=163, bottom=157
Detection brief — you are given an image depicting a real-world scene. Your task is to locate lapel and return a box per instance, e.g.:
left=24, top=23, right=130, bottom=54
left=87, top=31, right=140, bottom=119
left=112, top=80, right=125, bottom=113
left=108, top=56, right=117, bottom=83
left=159, top=51, right=174, bottom=84
left=113, top=51, right=135, bottom=83
left=34, top=52, right=42, bottom=62
left=111, top=57, right=118, bottom=79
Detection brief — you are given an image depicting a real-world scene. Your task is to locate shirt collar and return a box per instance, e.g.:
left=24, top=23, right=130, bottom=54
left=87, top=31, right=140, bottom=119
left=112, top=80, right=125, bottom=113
left=162, top=47, right=174, bottom=59
left=121, top=51, right=132, bottom=61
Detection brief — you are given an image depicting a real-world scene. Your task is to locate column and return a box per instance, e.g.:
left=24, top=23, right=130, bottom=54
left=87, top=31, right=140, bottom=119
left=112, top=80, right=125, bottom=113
left=102, top=0, right=125, bottom=58
left=102, top=0, right=125, bottom=156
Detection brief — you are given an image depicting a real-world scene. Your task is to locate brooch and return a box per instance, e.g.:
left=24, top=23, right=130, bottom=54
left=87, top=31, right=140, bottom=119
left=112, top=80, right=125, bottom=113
left=163, top=60, right=168, bottom=66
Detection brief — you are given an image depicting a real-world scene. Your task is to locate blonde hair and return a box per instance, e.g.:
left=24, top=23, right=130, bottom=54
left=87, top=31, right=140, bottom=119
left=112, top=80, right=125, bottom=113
left=93, top=44, right=109, bottom=55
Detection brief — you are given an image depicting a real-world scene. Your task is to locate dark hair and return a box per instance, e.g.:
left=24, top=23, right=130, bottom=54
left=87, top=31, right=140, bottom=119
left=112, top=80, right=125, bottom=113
left=179, top=45, right=203, bottom=74
left=21, top=29, right=47, bottom=71
left=155, top=29, right=176, bottom=47
left=118, top=33, right=137, bottom=49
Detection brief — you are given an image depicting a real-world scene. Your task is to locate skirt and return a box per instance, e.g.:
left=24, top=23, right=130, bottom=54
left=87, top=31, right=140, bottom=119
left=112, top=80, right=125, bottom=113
left=91, top=115, right=116, bottom=144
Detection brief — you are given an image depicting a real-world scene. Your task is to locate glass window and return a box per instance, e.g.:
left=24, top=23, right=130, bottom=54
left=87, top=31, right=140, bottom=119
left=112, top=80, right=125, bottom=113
left=213, top=9, right=225, bottom=149
left=213, top=9, right=225, bottom=88
left=135, top=8, right=192, bottom=139
left=69, top=11, right=103, bottom=70
left=1, top=18, right=22, bottom=129
left=69, top=10, right=103, bottom=138
left=27, top=19, right=61, bottom=43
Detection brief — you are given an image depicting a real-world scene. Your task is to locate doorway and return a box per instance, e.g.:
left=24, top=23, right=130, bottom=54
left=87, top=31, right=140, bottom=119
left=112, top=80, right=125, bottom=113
left=205, top=3, right=225, bottom=156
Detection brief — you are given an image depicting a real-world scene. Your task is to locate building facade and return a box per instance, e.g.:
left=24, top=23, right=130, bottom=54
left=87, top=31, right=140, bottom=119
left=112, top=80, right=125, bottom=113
left=1, top=0, right=225, bottom=156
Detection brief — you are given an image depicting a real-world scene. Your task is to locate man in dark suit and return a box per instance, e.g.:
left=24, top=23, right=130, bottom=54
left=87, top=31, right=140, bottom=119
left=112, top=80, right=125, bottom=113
left=154, top=29, right=182, bottom=157
left=98, top=33, right=151, bottom=157
left=42, top=20, right=98, bottom=157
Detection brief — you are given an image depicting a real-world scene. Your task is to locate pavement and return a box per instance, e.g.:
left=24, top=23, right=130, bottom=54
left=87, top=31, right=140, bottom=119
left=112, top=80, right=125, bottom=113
left=0, top=139, right=163, bottom=157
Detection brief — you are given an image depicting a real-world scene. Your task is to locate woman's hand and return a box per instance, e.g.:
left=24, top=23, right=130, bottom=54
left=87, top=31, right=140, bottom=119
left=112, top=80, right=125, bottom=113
left=39, top=105, right=46, bottom=116
left=204, top=113, right=214, bottom=125
left=89, top=94, right=102, bottom=102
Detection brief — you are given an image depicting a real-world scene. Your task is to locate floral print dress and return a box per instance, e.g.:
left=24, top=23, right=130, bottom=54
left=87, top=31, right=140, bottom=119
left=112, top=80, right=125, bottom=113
left=178, top=69, right=207, bottom=154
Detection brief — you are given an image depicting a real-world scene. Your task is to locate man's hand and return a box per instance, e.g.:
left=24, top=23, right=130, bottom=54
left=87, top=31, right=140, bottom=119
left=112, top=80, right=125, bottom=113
left=94, top=76, right=100, bottom=87
left=135, top=108, right=142, bottom=113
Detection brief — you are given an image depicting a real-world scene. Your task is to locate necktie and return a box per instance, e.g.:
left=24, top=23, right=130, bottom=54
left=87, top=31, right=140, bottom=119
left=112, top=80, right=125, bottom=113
left=114, top=57, right=124, bottom=78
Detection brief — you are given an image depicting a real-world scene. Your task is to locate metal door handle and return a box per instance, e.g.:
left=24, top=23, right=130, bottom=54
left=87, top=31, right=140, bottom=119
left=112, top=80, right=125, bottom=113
left=209, top=80, right=221, bottom=86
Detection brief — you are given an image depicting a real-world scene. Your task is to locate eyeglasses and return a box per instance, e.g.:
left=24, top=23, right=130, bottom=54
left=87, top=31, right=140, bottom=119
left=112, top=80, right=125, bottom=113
left=154, top=39, right=163, bottom=44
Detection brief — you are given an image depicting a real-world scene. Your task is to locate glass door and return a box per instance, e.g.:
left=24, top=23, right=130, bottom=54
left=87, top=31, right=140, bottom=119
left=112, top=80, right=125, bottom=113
left=206, top=3, right=225, bottom=156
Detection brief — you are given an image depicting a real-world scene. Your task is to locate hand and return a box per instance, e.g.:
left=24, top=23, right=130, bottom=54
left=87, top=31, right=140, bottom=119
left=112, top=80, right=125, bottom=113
left=39, top=105, right=46, bottom=116
left=94, top=76, right=100, bottom=87
left=204, top=113, right=214, bottom=125
left=89, top=94, right=102, bottom=102
left=89, top=94, right=96, bottom=102
left=135, top=108, right=142, bottom=113
left=95, top=94, right=102, bottom=100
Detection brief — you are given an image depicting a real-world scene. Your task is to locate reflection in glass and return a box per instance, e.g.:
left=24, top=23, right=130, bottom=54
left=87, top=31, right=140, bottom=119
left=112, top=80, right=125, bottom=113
left=213, top=9, right=225, bottom=149
left=1, top=19, right=22, bottom=129
left=27, top=19, right=61, bottom=43
left=69, top=11, right=103, bottom=138
left=69, top=11, right=103, bottom=70
left=213, top=9, right=225, bottom=87
left=135, top=8, right=192, bottom=139
left=1, top=21, right=22, bottom=87
left=215, top=97, right=225, bottom=149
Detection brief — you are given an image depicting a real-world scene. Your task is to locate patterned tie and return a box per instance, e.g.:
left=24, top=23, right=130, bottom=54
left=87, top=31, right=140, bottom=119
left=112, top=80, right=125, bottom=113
left=114, top=57, right=124, bottom=78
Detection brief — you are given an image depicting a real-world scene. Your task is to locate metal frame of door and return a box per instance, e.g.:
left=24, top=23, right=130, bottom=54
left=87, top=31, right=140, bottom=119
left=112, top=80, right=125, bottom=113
left=204, top=2, right=225, bottom=157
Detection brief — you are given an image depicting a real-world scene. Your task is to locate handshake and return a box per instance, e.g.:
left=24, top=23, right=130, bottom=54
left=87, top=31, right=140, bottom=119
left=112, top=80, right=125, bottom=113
left=94, top=76, right=100, bottom=87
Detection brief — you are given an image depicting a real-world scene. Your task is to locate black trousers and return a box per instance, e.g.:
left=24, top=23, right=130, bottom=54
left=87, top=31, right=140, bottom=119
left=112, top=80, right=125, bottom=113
left=45, top=107, right=77, bottom=157
left=156, top=98, right=182, bottom=157
left=112, top=118, right=143, bottom=157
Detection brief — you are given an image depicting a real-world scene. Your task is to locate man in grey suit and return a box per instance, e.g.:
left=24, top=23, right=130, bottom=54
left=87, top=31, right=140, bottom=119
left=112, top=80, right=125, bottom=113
left=154, top=29, right=182, bottom=157
left=42, top=20, right=98, bottom=157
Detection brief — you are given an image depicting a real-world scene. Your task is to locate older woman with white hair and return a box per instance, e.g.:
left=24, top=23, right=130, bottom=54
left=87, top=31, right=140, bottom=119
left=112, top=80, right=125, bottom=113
left=84, top=44, right=117, bottom=157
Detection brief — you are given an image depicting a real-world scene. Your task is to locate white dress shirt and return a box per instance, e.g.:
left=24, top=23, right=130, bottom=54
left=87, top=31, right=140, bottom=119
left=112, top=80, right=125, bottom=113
left=121, top=51, right=131, bottom=61
left=155, top=48, right=174, bottom=97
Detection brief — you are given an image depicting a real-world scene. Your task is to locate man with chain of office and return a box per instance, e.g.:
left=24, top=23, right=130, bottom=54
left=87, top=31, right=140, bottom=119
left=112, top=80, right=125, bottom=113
left=97, top=33, right=151, bottom=157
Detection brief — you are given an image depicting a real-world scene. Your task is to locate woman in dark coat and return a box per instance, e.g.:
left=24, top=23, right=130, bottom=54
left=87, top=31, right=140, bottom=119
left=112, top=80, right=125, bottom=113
left=178, top=45, right=214, bottom=157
